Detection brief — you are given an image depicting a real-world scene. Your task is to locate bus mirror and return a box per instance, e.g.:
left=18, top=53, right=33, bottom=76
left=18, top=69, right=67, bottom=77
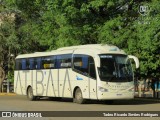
left=128, top=55, right=139, bottom=69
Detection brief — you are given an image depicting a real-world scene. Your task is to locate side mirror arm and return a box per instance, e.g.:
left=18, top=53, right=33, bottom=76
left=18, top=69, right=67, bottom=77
left=128, top=55, right=139, bottom=69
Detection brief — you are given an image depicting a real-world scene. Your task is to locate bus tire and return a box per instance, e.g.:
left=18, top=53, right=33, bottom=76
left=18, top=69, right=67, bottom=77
left=27, top=87, right=36, bottom=101
left=74, top=88, right=86, bottom=104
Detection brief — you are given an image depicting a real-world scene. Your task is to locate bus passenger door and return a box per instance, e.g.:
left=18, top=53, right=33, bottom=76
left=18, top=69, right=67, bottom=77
left=73, top=54, right=97, bottom=99
left=88, top=56, right=97, bottom=99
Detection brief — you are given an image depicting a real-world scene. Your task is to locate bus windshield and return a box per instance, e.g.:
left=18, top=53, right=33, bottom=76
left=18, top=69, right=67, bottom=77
left=98, top=54, right=133, bottom=82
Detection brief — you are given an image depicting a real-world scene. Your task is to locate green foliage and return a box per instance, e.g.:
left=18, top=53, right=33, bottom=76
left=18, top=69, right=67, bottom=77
left=1, top=0, right=160, bottom=78
left=98, top=0, right=160, bottom=77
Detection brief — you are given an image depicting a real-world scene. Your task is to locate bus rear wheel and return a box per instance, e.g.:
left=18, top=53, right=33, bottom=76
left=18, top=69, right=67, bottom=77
left=74, top=88, right=86, bottom=104
left=27, top=87, right=36, bottom=101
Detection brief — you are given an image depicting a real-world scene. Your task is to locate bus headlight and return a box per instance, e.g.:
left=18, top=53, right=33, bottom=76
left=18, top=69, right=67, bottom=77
left=98, top=86, right=108, bottom=92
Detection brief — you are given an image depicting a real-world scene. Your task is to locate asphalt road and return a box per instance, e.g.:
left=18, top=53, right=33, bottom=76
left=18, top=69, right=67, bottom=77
left=0, top=95, right=160, bottom=120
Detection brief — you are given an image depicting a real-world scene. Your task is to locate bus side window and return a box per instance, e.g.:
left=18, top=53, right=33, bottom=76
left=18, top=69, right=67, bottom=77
left=15, top=59, right=22, bottom=70
left=50, top=56, right=56, bottom=68
left=56, top=54, right=72, bottom=68
left=21, top=59, right=27, bottom=70
left=56, top=55, right=61, bottom=68
left=42, top=56, right=55, bottom=69
left=26, top=59, right=30, bottom=70
left=73, top=54, right=89, bottom=76
left=29, top=58, right=35, bottom=70
left=36, top=57, right=42, bottom=69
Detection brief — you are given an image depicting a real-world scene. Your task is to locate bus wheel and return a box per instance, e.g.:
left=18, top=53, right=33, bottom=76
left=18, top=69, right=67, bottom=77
left=74, top=88, right=86, bottom=104
left=27, top=87, right=36, bottom=101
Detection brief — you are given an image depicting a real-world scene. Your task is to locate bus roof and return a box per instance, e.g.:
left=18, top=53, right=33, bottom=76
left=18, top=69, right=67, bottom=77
left=16, top=44, right=126, bottom=59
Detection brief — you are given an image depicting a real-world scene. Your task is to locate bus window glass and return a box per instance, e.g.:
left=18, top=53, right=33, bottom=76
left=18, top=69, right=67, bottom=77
left=42, top=56, right=55, bottom=69
left=99, top=54, right=133, bottom=82
left=21, top=59, right=26, bottom=70
left=73, top=54, right=89, bottom=75
left=82, top=56, right=88, bottom=69
left=15, top=59, right=21, bottom=70
left=56, top=54, right=72, bottom=68
left=50, top=56, right=56, bottom=68
left=36, top=58, right=42, bottom=69
left=99, top=56, right=115, bottom=78
left=29, top=58, right=35, bottom=70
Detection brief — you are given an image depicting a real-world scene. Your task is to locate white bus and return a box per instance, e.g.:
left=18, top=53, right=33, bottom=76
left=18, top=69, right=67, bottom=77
left=14, top=44, right=139, bottom=104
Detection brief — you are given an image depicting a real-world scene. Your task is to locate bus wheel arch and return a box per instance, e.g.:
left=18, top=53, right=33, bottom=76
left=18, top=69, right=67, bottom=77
left=73, top=87, right=86, bottom=104
left=27, top=86, right=36, bottom=101
left=26, top=86, right=31, bottom=95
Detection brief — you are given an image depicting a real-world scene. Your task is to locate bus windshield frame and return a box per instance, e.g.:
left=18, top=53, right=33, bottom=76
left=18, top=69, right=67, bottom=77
left=98, top=54, right=133, bottom=82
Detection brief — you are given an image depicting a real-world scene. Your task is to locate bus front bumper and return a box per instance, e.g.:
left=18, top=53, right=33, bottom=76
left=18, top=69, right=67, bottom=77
left=97, top=92, right=134, bottom=100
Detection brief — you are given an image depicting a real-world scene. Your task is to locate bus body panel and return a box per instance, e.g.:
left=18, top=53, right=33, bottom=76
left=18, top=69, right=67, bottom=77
left=14, top=69, right=97, bottom=99
left=14, top=44, right=139, bottom=101
left=97, top=81, right=134, bottom=100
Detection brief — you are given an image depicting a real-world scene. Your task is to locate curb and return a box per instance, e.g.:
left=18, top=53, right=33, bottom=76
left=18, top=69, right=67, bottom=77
left=0, top=93, right=16, bottom=96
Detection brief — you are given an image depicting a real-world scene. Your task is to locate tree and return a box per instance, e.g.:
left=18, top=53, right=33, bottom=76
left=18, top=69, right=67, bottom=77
left=135, top=0, right=160, bottom=78
left=0, top=66, right=5, bottom=92
left=98, top=0, right=160, bottom=78
left=12, top=0, right=160, bottom=79
left=1, top=0, right=159, bottom=84
left=0, top=0, right=19, bottom=91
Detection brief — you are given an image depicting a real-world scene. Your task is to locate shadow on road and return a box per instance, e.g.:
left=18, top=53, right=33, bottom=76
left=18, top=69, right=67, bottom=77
left=39, top=97, right=160, bottom=105
left=1, top=95, right=159, bottom=105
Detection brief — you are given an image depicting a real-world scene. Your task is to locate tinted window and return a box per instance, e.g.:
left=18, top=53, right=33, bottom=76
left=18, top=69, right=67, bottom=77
left=29, top=58, right=36, bottom=70
left=56, top=54, right=72, bottom=68
left=15, top=59, right=21, bottom=70
left=21, top=59, right=29, bottom=70
left=73, top=54, right=89, bottom=75
left=21, top=59, right=26, bottom=70
left=42, top=56, right=55, bottom=69
left=73, top=54, right=96, bottom=79
left=36, top=57, right=42, bottom=69
left=99, top=54, right=133, bottom=82
left=15, top=54, right=72, bottom=70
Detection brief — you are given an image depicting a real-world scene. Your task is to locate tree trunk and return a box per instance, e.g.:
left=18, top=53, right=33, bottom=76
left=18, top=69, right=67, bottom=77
left=0, top=66, right=5, bottom=93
